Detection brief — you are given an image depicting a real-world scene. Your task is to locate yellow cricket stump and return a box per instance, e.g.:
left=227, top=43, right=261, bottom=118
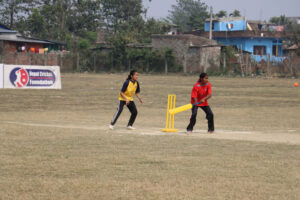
left=162, top=94, right=178, bottom=132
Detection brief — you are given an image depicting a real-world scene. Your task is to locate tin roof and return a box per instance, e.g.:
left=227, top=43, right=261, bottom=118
left=0, top=23, right=16, bottom=33
left=287, top=44, right=298, bottom=50
left=0, top=23, right=65, bottom=45
left=188, top=30, right=288, bottom=39
left=0, top=34, right=52, bottom=44
left=0, top=27, right=17, bottom=34
left=205, top=16, right=246, bottom=22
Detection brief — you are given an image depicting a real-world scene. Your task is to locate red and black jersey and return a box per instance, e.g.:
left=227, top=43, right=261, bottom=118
left=190, top=82, right=212, bottom=106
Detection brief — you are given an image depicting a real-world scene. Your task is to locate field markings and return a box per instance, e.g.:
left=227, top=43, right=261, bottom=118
left=2, top=121, right=300, bottom=145
left=3, top=121, right=103, bottom=130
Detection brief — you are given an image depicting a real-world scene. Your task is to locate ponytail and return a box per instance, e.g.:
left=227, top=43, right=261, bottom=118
left=127, top=69, right=137, bottom=80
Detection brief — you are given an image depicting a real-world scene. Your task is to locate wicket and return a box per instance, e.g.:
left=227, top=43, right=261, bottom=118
left=162, top=94, right=178, bottom=132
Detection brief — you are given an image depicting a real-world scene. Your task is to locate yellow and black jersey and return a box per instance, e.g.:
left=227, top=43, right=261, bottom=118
left=119, top=79, right=140, bottom=101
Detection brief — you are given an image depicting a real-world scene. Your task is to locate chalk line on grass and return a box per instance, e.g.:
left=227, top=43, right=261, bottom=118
left=2, top=121, right=300, bottom=145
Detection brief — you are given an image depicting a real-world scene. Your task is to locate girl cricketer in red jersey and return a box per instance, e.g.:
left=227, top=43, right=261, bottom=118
left=186, top=73, right=214, bottom=134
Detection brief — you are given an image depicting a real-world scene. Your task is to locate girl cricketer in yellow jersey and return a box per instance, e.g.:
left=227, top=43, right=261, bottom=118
left=109, top=70, right=143, bottom=130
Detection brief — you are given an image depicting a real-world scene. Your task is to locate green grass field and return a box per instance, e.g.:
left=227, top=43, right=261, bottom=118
left=0, top=73, right=299, bottom=200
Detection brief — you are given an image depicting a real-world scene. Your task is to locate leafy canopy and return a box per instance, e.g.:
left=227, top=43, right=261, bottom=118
left=167, top=0, right=209, bottom=32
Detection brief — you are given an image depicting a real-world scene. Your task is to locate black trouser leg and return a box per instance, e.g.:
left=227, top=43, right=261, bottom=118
left=111, top=101, right=126, bottom=125
left=127, top=101, right=138, bottom=126
left=200, top=106, right=214, bottom=131
left=187, top=105, right=198, bottom=131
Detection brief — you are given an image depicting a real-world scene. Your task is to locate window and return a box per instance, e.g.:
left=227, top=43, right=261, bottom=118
left=272, top=45, right=277, bottom=56
left=211, top=21, right=216, bottom=30
left=273, top=45, right=284, bottom=56
left=253, top=46, right=266, bottom=55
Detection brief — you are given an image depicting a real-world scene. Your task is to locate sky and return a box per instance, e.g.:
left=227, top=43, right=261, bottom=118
left=143, top=0, right=300, bottom=21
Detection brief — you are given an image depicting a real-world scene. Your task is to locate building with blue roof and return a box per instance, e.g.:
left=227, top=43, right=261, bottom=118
left=194, top=17, right=289, bottom=63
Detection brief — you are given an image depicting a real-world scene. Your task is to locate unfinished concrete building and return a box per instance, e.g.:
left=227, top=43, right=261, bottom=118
left=152, top=34, right=220, bottom=73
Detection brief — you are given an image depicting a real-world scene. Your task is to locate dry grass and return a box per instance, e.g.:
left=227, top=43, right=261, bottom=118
left=0, top=73, right=300, bottom=200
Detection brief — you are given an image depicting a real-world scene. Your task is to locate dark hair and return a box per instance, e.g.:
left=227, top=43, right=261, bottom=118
left=127, top=69, right=137, bottom=80
left=198, top=72, right=208, bottom=82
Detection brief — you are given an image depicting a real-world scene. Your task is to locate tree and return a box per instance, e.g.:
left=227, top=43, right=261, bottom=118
left=0, top=0, right=182, bottom=72
left=269, top=15, right=289, bottom=25
left=167, top=0, right=209, bottom=32
left=23, top=0, right=102, bottom=41
left=215, top=10, right=227, bottom=18
left=283, top=21, right=300, bottom=56
left=0, top=0, right=38, bottom=28
left=67, top=0, right=102, bottom=36
left=145, top=18, right=175, bottom=33
left=229, top=9, right=241, bottom=17
left=100, top=0, right=147, bottom=33
left=26, top=8, right=46, bottom=37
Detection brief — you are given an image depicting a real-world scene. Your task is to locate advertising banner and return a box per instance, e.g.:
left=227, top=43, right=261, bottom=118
left=3, top=65, right=61, bottom=89
left=0, top=64, right=3, bottom=88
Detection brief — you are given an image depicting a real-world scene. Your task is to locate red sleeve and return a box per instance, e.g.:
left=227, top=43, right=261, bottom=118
left=207, top=83, right=212, bottom=95
left=191, top=84, right=198, bottom=98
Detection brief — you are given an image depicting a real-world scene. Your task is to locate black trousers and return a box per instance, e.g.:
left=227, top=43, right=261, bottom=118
left=111, top=101, right=137, bottom=126
left=187, top=105, right=214, bottom=132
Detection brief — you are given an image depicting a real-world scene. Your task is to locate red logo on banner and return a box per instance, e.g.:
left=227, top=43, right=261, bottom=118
left=14, top=68, right=29, bottom=87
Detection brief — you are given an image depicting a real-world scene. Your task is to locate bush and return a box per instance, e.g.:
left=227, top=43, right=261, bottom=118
left=78, top=39, right=90, bottom=49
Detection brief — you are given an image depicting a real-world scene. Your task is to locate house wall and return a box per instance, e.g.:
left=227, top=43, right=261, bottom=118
left=215, top=37, right=286, bottom=62
left=152, top=36, right=188, bottom=65
left=186, top=48, right=201, bottom=72
left=152, top=35, right=220, bottom=73
left=186, top=47, right=221, bottom=72
left=205, top=20, right=247, bottom=32
left=0, top=52, right=74, bottom=72
left=199, top=47, right=221, bottom=71
left=3, top=41, right=44, bottom=53
left=3, top=41, right=17, bottom=52
left=183, top=46, right=221, bottom=73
